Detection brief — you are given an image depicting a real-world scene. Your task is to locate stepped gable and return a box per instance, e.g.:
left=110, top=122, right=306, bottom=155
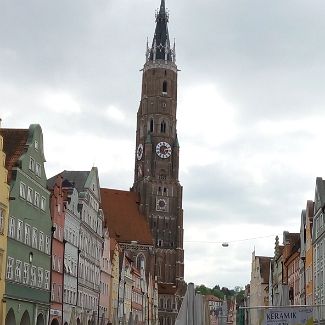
left=100, top=188, right=154, bottom=245
left=0, top=128, right=29, bottom=182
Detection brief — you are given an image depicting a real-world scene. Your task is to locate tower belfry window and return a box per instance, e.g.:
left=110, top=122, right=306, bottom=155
left=163, top=80, right=167, bottom=94
left=150, top=119, right=154, bottom=132
left=160, top=120, right=166, bottom=133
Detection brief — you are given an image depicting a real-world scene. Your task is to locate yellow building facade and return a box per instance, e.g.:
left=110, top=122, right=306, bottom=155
left=0, top=130, right=9, bottom=324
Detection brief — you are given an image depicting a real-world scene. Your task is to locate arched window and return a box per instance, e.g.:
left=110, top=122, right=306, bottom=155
left=163, top=80, right=167, bottom=93
left=160, top=120, right=166, bottom=133
left=150, top=119, right=154, bottom=132
left=136, top=254, right=145, bottom=270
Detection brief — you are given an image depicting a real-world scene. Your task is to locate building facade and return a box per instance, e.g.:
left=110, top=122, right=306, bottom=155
left=131, top=0, right=185, bottom=322
left=99, top=226, right=112, bottom=325
left=101, top=188, right=158, bottom=324
left=313, top=177, right=325, bottom=321
left=109, top=238, right=121, bottom=324
left=0, top=123, right=9, bottom=324
left=305, top=200, right=314, bottom=306
left=62, top=186, right=80, bottom=324
left=2, top=125, right=52, bottom=325
left=50, top=168, right=104, bottom=324
left=272, top=236, right=287, bottom=306
left=249, top=251, right=271, bottom=325
left=48, top=175, right=65, bottom=325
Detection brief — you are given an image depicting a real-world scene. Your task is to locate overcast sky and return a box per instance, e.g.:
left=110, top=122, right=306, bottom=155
left=2, top=0, right=325, bottom=289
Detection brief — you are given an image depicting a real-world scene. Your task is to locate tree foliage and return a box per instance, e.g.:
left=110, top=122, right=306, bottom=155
left=195, top=284, right=245, bottom=304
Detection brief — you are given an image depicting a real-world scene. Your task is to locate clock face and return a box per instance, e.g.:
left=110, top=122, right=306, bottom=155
left=156, top=141, right=172, bottom=159
left=136, top=144, right=143, bottom=160
left=156, top=198, right=168, bottom=212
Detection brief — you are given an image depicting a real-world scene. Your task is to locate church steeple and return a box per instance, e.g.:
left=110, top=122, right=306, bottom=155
left=147, top=0, right=175, bottom=63
left=134, top=1, right=185, bottom=321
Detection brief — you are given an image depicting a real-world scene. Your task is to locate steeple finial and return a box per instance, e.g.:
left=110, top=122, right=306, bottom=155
left=159, top=0, right=166, bottom=14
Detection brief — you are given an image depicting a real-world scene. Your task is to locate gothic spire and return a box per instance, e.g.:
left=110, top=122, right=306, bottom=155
left=148, top=0, right=175, bottom=63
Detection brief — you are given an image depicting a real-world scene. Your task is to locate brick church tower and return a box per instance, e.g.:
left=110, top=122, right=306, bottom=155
left=132, top=0, right=185, bottom=323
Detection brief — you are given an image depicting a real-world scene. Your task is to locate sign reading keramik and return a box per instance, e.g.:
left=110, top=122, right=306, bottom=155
left=263, top=307, right=313, bottom=325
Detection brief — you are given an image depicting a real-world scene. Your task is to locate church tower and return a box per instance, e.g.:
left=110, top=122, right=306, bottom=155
left=132, top=0, right=185, bottom=322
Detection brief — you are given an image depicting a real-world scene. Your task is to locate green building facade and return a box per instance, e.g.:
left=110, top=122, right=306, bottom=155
left=2, top=124, right=52, bottom=325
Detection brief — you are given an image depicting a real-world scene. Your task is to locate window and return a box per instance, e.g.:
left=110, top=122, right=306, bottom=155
left=6, top=257, right=14, bottom=279
left=24, top=224, right=31, bottom=245
left=0, top=208, right=4, bottom=234
left=58, top=285, right=61, bottom=302
left=41, top=196, right=46, bottom=211
left=19, top=182, right=26, bottom=198
left=17, top=219, right=23, bottom=241
left=32, top=227, right=38, bottom=248
left=31, top=266, right=36, bottom=286
left=15, top=260, right=22, bottom=282
left=8, top=217, right=15, bottom=238
left=29, top=157, right=35, bottom=172
left=150, top=119, right=154, bottom=132
left=45, top=236, right=50, bottom=254
left=23, top=263, right=30, bottom=284
left=34, top=192, right=40, bottom=207
left=52, top=255, right=56, bottom=271
left=39, top=231, right=44, bottom=251
left=58, top=257, right=61, bottom=272
left=37, top=267, right=43, bottom=287
left=162, top=80, right=167, bottom=93
left=34, top=140, right=39, bottom=150
left=44, top=270, right=50, bottom=289
left=52, top=283, right=55, bottom=301
left=160, top=120, right=166, bottom=133
left=35, top=163, right=41, bottom=177
left=27, top=187, right=33, bottom=203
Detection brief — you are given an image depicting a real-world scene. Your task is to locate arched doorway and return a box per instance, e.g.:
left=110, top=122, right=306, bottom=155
left=5, top=308, right=16, bottom=325
left=36, top=313, right=45, bottom=325
left=64, top=322, right=69, bottom=325
left=20, top=310, right=31, bottom=325
left=50, top=319, right=59, bottom=325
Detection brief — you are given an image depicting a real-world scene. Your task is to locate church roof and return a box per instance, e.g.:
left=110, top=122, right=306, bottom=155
left=0, top=128, right=29, bottom=182
left=100, top=188, right=154, bottom=246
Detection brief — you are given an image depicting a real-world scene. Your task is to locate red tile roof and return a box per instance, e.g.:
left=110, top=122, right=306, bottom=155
left=0, top=128, right=29, bottom=182
left=205, top=295, right=222, bottom=302
left=101, top=188, right=154, bottom=246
